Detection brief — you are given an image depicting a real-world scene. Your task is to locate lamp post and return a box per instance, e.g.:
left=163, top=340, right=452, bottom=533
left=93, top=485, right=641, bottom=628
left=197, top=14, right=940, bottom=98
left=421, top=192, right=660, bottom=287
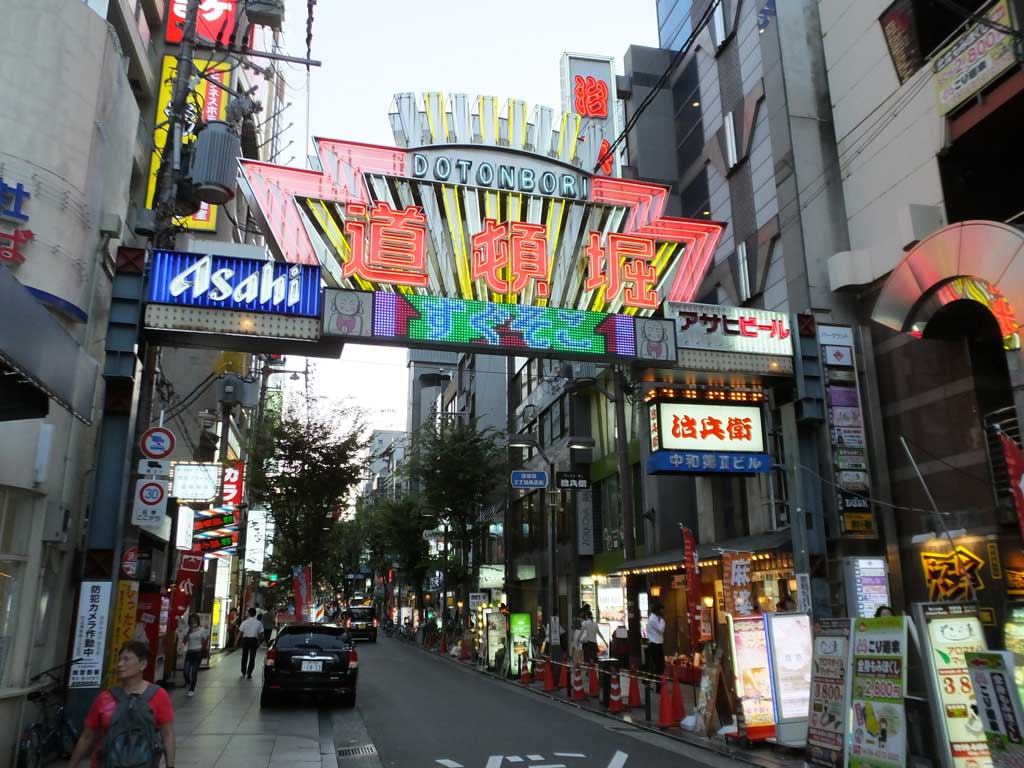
left=508, top=433, right=594, bottom=646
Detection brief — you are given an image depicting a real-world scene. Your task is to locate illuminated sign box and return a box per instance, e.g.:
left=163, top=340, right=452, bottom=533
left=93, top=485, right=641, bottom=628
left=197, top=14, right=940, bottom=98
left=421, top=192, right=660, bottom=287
left=322, top=289, right=678, bottom=365
left=169, top=462, right=220, bottom=502
left=654, top=402, right=765, bottom=452
left=665, top=301, right=793, bottom=375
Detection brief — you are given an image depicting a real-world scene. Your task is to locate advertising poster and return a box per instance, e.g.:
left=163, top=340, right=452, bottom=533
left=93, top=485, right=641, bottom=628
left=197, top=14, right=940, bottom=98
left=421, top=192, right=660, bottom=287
left=932, top=0, right=1015, bottom=116
left=808, top=619, right=851, bottom=768
left=106, top=580, right=140, bottom=688
left=919, top=603, right=993, bottom=768
left=69, top=581, right=112, bottom=689
left=768, top=613, right=813, bottom=721
left=848, top=616, right=908, bottom=768
left=292, top=564, right=312, bottom=622
left=486, top=610, right=507, bottom=671
left=169, top=551, right=204, bottom=631
left=136, top=591, right=163, bottom=683
left=510, top=613, right=532, bottom=673
left=695, top=648, right=724, bottom=736
left=966, top=651, right=1024, bottom=768
left=729, top=614, right=776, bottom=737
left=1005, top=604, right=1024, bottom=700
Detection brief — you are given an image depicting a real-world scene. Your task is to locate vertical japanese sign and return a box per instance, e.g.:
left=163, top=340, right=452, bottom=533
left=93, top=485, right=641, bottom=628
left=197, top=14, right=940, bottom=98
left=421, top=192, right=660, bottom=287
left=70, top=581, right=111, bottom=689
left=169, top=551, right=204, bottom=631
left=966, top=651, right=1024, bottom=768
left=105, top=580, right=140, bottom=688
left=917, top=603, right=993, bottom=768
left=848, top=616, right=908, bottom=768
left=818, top=324, right=878, bottom=539
left=222, top=460, right=245, bottom=506
left=723, top=552, right=754, bottom=616
left=165, top=0, right=238, bottom=44
left=683, top=527, right=701, bottom=649
left=147, top=56, right=231, bottom=232
left=561, top=53, right=620, bottom=176
left=728, top=614, right=776, bottom=739
left=808, top=618, right=851, bottom=768
left=576, top=489, right=594, bottom=556
left=244, top=508, right=267, bottom=571
left=292, top=564, right=313, bottom=622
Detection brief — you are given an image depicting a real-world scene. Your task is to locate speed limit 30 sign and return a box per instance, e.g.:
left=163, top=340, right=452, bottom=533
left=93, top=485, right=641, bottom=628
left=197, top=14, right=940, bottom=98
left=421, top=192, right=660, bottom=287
left=132, top=479, right=168, bottom=527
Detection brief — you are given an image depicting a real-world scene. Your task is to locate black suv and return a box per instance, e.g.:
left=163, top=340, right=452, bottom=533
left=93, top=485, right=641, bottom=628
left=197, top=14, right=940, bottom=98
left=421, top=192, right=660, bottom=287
left=344, top=605, right=378, bottom=642
left=261, top=624, right=358, bottom=707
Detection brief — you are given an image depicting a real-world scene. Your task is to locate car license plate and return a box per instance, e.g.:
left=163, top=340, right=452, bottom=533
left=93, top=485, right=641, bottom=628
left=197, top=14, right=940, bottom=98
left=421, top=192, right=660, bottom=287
left=356, top=623, right=367, bottom=628
left=301, top=661, right=322, bottom=672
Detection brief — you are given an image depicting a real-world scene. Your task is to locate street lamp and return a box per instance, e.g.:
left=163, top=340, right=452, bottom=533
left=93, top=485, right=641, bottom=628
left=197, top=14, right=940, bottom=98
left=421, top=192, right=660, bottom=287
left=508, top=432, right=591, bottom=645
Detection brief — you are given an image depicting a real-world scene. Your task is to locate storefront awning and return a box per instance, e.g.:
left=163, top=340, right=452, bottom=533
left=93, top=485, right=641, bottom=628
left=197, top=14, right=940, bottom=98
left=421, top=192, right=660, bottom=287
left=0, top=267, right=98, bottom=423
left=696, top=529, right=791, bottom=560
left=609, top=548, right=688, bottom=576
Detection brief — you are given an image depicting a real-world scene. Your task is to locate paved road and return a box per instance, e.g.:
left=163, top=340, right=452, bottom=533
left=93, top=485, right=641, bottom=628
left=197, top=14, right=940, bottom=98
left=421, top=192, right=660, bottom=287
left=349, top=636, right=733, bottom=768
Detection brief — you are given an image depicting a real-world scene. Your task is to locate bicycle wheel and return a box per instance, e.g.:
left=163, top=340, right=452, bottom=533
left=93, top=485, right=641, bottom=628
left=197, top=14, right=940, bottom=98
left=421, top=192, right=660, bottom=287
left=58, top=712, right=79, bottom=757
left=16, top=729, right=42, bottom=768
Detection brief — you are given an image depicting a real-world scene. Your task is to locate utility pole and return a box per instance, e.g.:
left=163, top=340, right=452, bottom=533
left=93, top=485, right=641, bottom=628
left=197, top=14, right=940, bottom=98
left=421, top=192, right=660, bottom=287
left=613, top=366, right=642, bottom=667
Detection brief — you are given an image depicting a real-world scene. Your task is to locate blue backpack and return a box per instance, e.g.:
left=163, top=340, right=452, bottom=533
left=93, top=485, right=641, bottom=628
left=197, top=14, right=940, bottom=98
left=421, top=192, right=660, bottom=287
left=99, top=686, right=162, bottom=768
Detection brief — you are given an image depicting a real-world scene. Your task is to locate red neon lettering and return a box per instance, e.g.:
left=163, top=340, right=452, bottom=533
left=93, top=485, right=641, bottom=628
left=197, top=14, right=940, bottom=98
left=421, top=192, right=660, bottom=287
left=0, top=228, right=33, bottom=265
left=700, top=417, right=725, bottom=440
left=672, top=414, right=697, bottom=439
left=574, top=75, right=609, bottom=118
left=585, top=233, right=658, bottom=309
left=344, top=201, right=429, bottom=287
left=727, top=417, right=753, bottom=441
left=472, top=219, right=550, bottom=297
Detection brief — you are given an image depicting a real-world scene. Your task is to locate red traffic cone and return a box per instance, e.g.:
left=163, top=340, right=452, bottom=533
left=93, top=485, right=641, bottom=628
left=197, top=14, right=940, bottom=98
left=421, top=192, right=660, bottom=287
left=588, top=664, right=600, bottom=697
left=657, top=671, right=675, bottom=728
left=671, top=666, right=685, bottom=722
left=558, top=660, right=570, bottom=689
left=627, top=667, right=643, bottom=709
left=520, top=656, right=533, bottom=685
left=533, top=657, right=545, bottom=685
left=543, top=657, right=557, bottom=692
left=608, top=668, right=625, bottom=713
left=459, top=639, right=471, bottom=661
left=571, top=664, right=588, bottom=701
left=438, top=632, right=447, bottom=655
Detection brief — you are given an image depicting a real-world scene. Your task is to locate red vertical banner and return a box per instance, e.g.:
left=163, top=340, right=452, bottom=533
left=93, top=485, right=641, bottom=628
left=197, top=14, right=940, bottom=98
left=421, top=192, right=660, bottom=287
left=136, top=593, right=162, bottom=682
left=292, top=564, right=312, bottom=622
left=682, top=527, right=701, bottom=650
left=222, top=461, right=245, bottom=506
left=1000, top=433, right=1024, bottom=544
left=170, top=551, right=204, bottom=632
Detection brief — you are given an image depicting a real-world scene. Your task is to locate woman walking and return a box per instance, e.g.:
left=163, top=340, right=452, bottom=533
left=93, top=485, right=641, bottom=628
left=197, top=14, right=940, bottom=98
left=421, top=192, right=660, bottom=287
left=180, top=614, right=209, bottom=697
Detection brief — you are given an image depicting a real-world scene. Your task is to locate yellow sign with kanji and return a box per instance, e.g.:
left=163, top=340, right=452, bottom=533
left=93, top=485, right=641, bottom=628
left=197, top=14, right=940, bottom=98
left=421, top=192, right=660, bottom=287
left=105, top=580, right=139, bottom=687
left=920, top=546, right=985, bottom=602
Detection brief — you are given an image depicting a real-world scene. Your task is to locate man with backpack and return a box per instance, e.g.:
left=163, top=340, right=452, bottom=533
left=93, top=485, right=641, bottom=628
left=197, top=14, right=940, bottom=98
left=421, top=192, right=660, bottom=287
left=68, top=640, right=176, bottom=768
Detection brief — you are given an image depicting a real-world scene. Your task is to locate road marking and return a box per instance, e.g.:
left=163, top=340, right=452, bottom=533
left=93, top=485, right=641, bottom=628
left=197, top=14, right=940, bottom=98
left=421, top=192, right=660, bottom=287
left=506, top=759, right=523, bottom=764
left=553, top=755, right=586, bottom=759
left=527, top=757, right=544, bottom=762
left=485, top=758, right=503, bottom=768
left=435, top=761, right=463, bottom=768
left=606, top=751, right=629, bottom=768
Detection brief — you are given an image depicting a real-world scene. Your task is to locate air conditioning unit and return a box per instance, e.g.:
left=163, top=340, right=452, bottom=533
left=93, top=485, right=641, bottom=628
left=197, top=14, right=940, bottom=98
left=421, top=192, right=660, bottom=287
left=246, top=0, right=284, bottom=30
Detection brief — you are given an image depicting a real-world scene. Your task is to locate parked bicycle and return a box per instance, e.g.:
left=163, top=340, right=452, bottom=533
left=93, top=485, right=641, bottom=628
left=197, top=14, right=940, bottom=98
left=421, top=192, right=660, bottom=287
left=16, top=658, right=82, bottom=768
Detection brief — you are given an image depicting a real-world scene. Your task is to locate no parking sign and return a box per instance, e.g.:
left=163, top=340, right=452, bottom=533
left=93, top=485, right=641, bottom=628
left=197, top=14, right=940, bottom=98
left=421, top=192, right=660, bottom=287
left=132, top=478, right=168, bottom=527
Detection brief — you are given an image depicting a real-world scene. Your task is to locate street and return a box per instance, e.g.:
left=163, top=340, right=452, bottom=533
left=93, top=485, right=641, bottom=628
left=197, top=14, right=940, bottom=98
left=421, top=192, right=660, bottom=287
left=155, top=638, right=753, bottom=768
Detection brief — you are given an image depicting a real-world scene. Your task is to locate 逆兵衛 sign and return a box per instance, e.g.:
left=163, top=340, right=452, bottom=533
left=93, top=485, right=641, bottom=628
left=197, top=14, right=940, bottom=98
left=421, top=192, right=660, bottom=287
left=322, top=289, right=679, bottom=365
left=652, top=402, right=766, bottom=453
left=148, top=251, right=321, bottom=317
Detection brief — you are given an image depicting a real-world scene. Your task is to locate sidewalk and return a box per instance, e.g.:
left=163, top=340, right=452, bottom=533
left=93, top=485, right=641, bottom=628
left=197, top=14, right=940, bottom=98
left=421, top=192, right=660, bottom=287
left=425, top=643, right=804, bottom=768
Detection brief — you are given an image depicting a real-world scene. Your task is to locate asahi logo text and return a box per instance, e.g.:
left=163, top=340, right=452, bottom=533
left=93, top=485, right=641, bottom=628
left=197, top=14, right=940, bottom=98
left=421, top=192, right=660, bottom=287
left=169, top=254, right=302, bottom=307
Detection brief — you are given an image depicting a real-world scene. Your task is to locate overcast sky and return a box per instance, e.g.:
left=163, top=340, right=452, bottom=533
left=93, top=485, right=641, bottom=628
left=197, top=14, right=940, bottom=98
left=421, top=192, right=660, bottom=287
left=278, top=0, right=658, bottom=433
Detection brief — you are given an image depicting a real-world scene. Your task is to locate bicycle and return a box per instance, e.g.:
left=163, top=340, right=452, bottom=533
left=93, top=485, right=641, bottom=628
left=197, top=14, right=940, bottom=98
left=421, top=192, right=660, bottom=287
left=16, top=658, right=82, bottom=768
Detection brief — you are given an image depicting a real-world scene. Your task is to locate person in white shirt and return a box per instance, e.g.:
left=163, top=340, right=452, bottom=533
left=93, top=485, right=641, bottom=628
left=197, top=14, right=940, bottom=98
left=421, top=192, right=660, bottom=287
left=237, top=608, right=263, bottom=679
left=580, top=610, right=606, bottom=664
left=646, top=602, right=666, bottom=684
left=178, top=614, right=209, bottom=696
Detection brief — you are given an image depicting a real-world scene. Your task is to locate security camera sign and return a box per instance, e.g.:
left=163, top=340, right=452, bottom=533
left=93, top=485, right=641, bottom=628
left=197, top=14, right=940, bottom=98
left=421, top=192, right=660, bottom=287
left=140, top=427, right=176, bottom=460
left=133, top=479, right=168, bottom=527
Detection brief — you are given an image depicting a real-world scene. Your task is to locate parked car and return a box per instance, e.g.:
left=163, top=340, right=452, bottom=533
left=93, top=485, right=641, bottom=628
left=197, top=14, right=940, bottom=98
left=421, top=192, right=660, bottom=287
left=344, top=605, right=378, bottom=642
left=261, top=624, right=358, bottom=707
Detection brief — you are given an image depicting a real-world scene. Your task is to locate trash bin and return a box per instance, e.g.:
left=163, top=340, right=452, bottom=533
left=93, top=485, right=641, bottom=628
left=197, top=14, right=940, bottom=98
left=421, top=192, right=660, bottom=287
left=597, top=656, right=620, bottom=707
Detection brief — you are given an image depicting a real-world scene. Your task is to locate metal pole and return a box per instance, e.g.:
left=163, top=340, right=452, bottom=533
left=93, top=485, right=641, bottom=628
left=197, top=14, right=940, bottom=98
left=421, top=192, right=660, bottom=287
left=899, top=436, right=977, bottom=600
left=613, top=366, right=642, bottom=667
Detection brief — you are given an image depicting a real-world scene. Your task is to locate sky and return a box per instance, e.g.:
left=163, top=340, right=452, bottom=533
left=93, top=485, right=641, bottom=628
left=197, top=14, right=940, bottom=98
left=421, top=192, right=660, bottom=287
left=278, top=0, right=659, bottom=434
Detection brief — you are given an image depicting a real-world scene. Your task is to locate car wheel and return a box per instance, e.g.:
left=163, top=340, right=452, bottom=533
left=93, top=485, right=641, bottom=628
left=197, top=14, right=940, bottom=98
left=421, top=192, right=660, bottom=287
left=259, top=690, right=276, bottom=708
left=340, top=690, right=356, bottom=708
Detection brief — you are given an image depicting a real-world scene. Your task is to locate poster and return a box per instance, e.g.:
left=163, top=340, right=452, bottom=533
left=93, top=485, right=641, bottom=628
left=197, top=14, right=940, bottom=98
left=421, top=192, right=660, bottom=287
left=69, top=581, right=112, bottom=689
left=849, top=616, right=908, bottom=768
left=723, top=553, right=754, bottom=616
left=510, top=613, right=531, bottom=673
left=292, top=563, right=312, bottom=622
left=486, top=610, right=507, bottom=671
left=729, top=614, right=776, bottom=735
left=768, top=613, right=813, bottom=721
left=919, top=603, right=993, bottom=768
left=1005, top=604, right=1024, bottom=700
left=966, top=651, right=1024, bottom=768
left=106, top=580, right=140, bottom=688
left=808, top=619, right=851, bottom=768
left=169, top=551, right=204, bottom=631
left=136, top=591, right=163, bottom=683
left=694, top=647, right=724, bottom=736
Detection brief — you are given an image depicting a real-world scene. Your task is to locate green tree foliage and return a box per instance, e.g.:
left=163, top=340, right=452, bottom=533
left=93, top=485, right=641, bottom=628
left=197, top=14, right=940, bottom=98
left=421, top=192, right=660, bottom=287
left=248, top=402, right=367, bottom=601
left=404, top=418, right=506, bottom=614
left=356, top=495, right=434, bottom=610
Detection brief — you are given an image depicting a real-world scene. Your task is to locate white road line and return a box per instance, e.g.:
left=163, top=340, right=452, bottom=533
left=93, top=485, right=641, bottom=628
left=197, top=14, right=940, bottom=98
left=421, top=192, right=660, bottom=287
left=435, top=760, right=464, bottom=768
left=606, top=751, right=629, bottom=768
left=553, top=754, right=586, bottom=759
left=527, top=757, right=544, bottom=762
left=485, top=758, right=504, bottom=768
left=506, top=759, right=523, bottom=764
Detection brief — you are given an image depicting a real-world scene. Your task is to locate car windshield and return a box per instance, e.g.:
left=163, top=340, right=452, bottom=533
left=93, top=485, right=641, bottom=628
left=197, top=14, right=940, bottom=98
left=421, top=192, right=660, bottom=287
left=348, top=607, right=374, bottom=620
left=275, top=629, right=350, bottom=651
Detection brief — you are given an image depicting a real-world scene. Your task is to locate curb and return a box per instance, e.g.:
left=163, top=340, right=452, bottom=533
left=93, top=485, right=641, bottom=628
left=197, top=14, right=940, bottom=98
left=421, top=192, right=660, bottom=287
left=405, top=639, right=802, bottom=768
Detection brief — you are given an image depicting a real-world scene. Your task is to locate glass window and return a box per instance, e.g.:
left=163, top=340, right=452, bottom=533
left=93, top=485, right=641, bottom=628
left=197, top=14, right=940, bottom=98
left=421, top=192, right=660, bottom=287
left=0, top=490, right=28, bottom=686
left=276, top=628, right=351, bottom=651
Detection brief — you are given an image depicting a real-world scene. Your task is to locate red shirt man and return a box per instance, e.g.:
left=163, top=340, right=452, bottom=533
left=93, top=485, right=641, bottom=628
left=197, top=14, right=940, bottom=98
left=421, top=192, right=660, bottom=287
left=82, top=686, right=174, bottom=767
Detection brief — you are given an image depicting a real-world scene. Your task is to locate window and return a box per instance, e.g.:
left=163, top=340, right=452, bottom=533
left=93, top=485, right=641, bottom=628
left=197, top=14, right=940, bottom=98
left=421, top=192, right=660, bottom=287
left=711, top=0, right=727, bottom=49
left=723, top=112, right=739, bottom=169
left=736, top=242, right=751, bottom=302
left=0, top=491, right=30, bottom=687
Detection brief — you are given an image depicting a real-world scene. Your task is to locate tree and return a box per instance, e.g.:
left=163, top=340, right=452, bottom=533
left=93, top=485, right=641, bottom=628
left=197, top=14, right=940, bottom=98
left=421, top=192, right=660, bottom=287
left=404, top=418, right=506, bottom=621
left=357, top=495, right=434, bottom=620
left=248, top=401, right=367, bottom=607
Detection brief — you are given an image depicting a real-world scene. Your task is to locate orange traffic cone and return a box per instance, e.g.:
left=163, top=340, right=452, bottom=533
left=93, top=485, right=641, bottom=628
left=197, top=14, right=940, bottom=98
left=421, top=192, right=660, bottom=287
left=558, top=660, right=569, bottom=689
left=438, top=632, right=447, bottom=655
left=588, top=664, right=600, bottom=697
left=459, top=639, right=471, bottom=661
left=533, top=657, right=545, bottom=685
left=671, top=665, right=685, bottom=722
left=657, top=671, right=675, bottom=728
left=571, top=664, right=588, bottom=701
left=520, top=656, right=533, bottom=684
left=608, top=668, right=625, bottom=713
left=627, top=667, right=643, bottom=709
left=543, top=657, right=557, bottom=692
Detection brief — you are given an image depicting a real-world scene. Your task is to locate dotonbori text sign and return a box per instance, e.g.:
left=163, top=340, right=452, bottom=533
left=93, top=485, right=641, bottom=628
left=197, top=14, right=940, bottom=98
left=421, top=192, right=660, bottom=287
left=239, top=92, right=724, bottom=356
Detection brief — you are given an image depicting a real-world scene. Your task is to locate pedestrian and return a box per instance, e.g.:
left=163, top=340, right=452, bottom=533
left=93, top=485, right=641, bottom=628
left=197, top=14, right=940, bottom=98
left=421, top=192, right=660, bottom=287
left=237, top=607, right=262, bottom=679
left=646, top=603, right=666, bottom=684
left=68, top=640, right=175, bottom=768
left=226, top=608, right=238, bottom=649
left=178, top=614, right=209, bottom=697
left=580, top=609, right=606, bottom=664
left=261, top=608, right=275, bottom=644
left=777, top=595, right=797, bottom=612
left=571, top=609, right=584, bottom=664
left=875, top=605, right=894, bottom=617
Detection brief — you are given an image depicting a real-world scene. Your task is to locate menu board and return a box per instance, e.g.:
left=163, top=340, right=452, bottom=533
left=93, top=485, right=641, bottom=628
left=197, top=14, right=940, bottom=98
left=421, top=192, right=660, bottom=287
left=808, top=619, right=851, bottom=768
left=918, top=603, right=993, bottom=768
left=844, top=558, right=892, bottom=618
left=1004, top=604, right=1024, bottom=702
left=729, top=614, right=776, bottom=736
left=485, top=610, right=507, bottom=671
left=849, top=616, right=908, bottom=768
left=880, top=0, right=923, bottom=84
left=965, top=651, right=1024, bottom=768
left=768, top=613, right=813, bottom=721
